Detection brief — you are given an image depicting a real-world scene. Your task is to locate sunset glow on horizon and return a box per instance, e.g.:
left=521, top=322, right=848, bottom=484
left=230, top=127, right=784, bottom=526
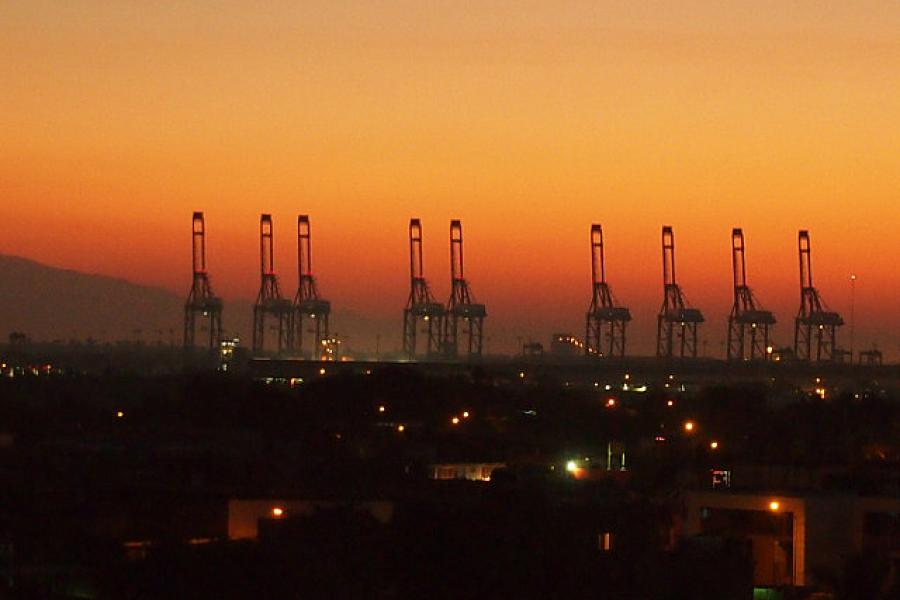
left=1, top=2, right=898, bottom=357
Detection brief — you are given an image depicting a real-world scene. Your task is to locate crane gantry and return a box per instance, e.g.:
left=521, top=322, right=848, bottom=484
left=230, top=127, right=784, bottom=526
left=727, top=228, right=776, bottom=361
left=585, top=224, right=631, bottom=358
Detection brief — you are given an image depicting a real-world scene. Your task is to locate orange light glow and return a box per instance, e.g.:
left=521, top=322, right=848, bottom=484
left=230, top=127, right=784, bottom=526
left=684, top=421, right=695, bottom=432
left=769, top=501, right=780, bottom=512
left=272, top=507, right=284, bottom=517
left=451, top=417, right=460, bottom=425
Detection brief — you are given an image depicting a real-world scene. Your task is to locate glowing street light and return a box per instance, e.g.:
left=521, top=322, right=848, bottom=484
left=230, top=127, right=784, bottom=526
left=272, top=507, right=284, bottom=518
left=683, top=421, right=695, bottom=432
left=566, top=460, right=578, bottom=472
left=709, top=441, right=719, bottom=450
left=768, top=500, right=780, bottom=512
left=451, top=416, right=460, bottom=425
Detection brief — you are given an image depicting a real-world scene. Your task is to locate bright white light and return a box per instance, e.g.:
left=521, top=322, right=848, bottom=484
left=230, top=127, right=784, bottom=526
left=566, top=460, right=577, bottom=472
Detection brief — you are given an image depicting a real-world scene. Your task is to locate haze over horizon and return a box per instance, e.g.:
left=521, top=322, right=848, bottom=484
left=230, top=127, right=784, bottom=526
left=2, top=2, right=898, bottom=358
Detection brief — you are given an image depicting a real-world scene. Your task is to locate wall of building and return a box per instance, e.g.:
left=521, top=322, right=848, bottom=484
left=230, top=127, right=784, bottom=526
left=228, top=499, right=394, bottom=540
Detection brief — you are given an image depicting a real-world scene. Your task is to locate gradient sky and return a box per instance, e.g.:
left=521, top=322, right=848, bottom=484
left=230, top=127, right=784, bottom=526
left=1, top=1, right=898, bottom=357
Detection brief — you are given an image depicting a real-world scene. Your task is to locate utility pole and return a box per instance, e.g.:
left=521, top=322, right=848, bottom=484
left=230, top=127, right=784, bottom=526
left=849, top=273, right=856, bottom=361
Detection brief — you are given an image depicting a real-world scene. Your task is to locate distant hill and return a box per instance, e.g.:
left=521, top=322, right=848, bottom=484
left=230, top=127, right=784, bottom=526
left=0, top=254, right=195, bottom=344
left=0, top=255, right=394, bottom=353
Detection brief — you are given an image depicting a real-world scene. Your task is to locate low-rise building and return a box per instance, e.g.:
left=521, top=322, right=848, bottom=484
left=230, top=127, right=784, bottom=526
left=684, top=490, right=900, bottom=589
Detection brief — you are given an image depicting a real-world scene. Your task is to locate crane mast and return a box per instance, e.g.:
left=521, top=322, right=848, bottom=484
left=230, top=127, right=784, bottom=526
left=252, top=214, right=292, bottom=355
left=183, top=211, right=223, bottom=350
left=794, top=230, right=843, bottom=362
left=293, top=215, right=331, bottom=359
left=402, top=219, right=446, bottom=359
left=444, top=220, right=486, bottom=359
left=585, top=224, right=630, bottom=357
left=656, top=226, right=704, bottom=358
left=727, top=228, right=775, bottom=360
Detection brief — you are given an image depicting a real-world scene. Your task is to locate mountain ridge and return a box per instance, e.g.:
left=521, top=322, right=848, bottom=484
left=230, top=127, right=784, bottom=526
left=0, top=255, right=391, bottom=353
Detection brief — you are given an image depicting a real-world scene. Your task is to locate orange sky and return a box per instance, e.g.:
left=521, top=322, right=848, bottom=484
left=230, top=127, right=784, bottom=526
left=1, top=1, right=898, bottom=358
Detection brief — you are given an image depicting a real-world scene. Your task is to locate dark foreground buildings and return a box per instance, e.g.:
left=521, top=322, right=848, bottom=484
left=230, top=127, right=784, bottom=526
left=0, top=345, right=897, bottom=598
